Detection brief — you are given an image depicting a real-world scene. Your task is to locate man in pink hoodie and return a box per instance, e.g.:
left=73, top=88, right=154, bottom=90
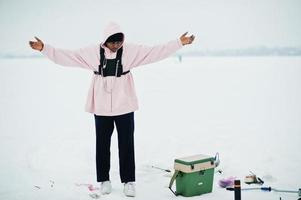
left=29, top=22, right=194, bottom=197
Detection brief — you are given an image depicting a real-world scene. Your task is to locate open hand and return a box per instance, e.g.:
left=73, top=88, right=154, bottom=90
left=180, top=32, right=195, bottom=46
left=29, top=37, right=44, bottom=51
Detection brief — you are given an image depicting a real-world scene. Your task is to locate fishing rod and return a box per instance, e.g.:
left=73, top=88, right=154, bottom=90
left=227, top=186, right=301, bottom=198
left=151, top=165, right=171, bottom=172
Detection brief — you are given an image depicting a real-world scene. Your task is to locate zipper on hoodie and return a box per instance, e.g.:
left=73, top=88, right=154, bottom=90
left=111, top=60, right=119, bottom=113
left=111, top=92, right=113, bottom=112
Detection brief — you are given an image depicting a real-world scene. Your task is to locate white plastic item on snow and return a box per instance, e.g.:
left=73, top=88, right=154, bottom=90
left=100, top=181, right=112, bottom=195
left=124, top=182, right=136, bottom=197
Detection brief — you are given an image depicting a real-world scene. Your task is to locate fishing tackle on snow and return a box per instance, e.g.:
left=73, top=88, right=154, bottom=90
left=244, top=171, right=264, bottom=185
left=151, top=165, right=171, bottom=173
left=226, top=186, right=301, bottom=198
left=234, top=180, right=241, bottom=200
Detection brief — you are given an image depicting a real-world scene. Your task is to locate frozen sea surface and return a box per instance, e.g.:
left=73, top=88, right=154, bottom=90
left=0, top=56, right=301, bottom=200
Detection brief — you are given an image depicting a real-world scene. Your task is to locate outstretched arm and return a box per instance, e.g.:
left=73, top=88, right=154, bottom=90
left=29, top=37, right=98, bottom=70
left=123, top=32, right=195, bottom=69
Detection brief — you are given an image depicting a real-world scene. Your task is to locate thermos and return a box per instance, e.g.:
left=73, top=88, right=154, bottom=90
left=234, top=180, right=241, bottom=200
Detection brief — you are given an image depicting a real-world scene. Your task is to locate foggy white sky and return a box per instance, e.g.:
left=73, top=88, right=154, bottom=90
left=0, top=0, right=301, bottom=54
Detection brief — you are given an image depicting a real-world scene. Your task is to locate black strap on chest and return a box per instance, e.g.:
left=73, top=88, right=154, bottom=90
left=94, top=46, right=130, bottom=77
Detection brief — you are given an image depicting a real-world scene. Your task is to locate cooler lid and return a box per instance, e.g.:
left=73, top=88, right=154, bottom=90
left=175, top=154, right=214, bottom=165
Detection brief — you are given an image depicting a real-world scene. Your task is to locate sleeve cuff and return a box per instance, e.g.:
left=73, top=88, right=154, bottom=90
left=177, top=38, right=183, bottom=48
left=41, top=44, right=50, bottom=55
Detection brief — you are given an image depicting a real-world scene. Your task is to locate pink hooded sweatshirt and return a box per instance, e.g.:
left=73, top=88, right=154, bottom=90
left=42, top=22, right=183, bottom=116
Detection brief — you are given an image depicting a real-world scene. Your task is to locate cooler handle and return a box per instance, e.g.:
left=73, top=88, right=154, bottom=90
left=169, top=170, right=179, bottom=196
left=214, top=152, right=220, bottom=167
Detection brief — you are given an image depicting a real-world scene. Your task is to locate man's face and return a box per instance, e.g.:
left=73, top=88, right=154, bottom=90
left=106, top=41, right=123, bottom=52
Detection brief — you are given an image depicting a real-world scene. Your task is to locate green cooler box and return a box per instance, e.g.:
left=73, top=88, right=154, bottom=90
left=169, top=154, right=217, bottom=197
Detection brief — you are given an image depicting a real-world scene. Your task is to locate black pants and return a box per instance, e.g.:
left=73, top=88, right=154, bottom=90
left=94, top=112, right=135, bottom=183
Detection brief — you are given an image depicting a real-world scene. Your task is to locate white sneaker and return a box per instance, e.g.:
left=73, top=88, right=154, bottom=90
left=100, top=181, right=112, bottom=195
left=123, top=182, right=136, bottom=197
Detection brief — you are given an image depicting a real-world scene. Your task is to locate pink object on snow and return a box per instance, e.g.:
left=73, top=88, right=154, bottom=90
left=218, top=176, right=236, bottom=188
left=75, top=183, right=99, bottom=191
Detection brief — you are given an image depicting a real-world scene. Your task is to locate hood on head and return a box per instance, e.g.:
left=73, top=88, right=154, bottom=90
left=105, top=33, right=124, bottom=43
left=102, top=22, right=124, bottom=45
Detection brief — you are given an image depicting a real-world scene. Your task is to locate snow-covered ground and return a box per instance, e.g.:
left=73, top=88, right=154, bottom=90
left=0, top=56, right=300, bottom=200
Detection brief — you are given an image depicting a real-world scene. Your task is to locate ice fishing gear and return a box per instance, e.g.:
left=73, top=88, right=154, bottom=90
left=244, top=175, right=262, bottom=185
left=234, top=180, right=241, bottom=200
left=151, top=165, right=171, bottom=173
left=244, top=171, right=264, bottom=185
left=226, top=186, right=301, bottom=198
left=169, top=153, right=220, bottom=197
